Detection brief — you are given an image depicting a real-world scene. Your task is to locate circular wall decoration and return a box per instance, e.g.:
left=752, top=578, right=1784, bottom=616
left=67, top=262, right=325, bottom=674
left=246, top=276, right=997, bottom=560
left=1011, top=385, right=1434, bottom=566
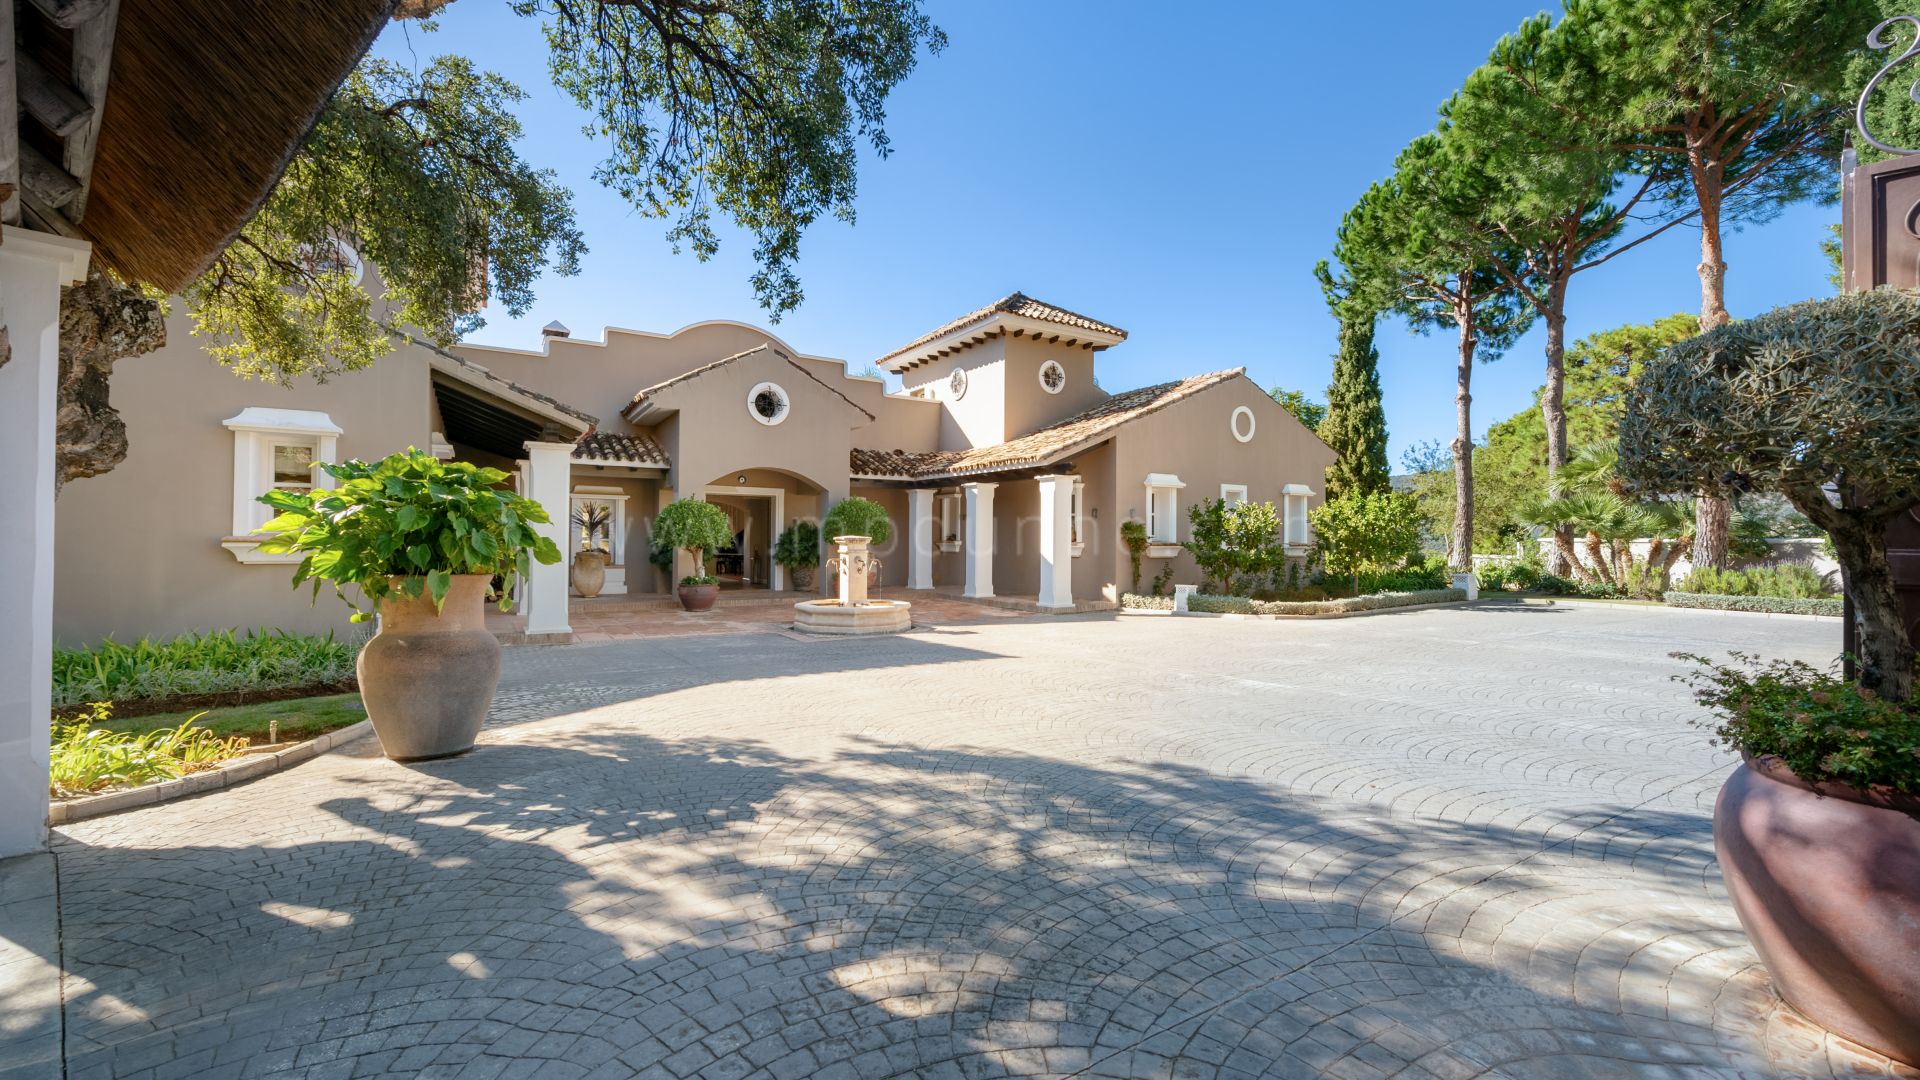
left=948, top=367, right=969, bottom=400
left=747, top=381, right=790, bottom=426
left=1038, top=359, right=1066, bottom=394
left=1230, top=405, right=1256, bottom=443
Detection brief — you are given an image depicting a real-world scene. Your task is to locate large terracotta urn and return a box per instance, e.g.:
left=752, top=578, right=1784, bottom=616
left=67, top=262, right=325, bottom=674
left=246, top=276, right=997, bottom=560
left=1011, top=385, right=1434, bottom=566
left=678, top=581, right=719, bottom=612
left=1714, top=756, right=1920, bottom=1065
left=357, top=574, right=501, bottom=761
left=572, top=549, right=608, bottom=598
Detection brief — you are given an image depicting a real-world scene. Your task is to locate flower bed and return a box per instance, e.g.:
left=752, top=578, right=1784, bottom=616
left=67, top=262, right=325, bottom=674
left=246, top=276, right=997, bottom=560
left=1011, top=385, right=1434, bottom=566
left=1664, top=592, right=1844, bottom=617
left=1121, top=588, right=1465, bottom=617
left=53, top=628, right=361, bottom=713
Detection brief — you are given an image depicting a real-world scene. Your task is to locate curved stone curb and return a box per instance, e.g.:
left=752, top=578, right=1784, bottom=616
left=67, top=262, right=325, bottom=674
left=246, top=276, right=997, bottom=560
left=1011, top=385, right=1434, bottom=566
left=48, top=720, right=374, bottom=826
left=1508, top=596, right=1841, bottom=621
left=1120, top=597, right=1473, bottom=621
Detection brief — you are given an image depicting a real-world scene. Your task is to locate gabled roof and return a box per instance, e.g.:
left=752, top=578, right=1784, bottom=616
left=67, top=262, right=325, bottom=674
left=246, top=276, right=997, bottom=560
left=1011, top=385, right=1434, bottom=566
left=622, top=344, right=875, bottom=423
left=852, top=369, right=1244, bottom=482
left=878, top=292, right=1128, bottom=373
left=574, top=431, right=669, bottom=467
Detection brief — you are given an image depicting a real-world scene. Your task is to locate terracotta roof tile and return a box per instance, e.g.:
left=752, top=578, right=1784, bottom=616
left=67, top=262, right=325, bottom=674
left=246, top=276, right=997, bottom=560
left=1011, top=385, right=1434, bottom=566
left=624, top=344, right=875, bottom=422
left=574, top=431, right=669, bottom=467
left=852, top=369, right=1245, bottom=481
left=878, top=293, right=1127, bottom=368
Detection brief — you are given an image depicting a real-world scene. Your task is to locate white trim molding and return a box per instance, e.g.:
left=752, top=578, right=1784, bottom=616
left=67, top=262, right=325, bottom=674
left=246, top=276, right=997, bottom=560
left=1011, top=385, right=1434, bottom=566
left=746, top=381, right=791, bottom=426
left=1220, top=483, right=1248, bottom=506
left=1230, top=405, right=1256, bottom=443
left=1069, top=477, right=1086, bottom=557
left=704, top=484, right=788, bottom=591
left=1282, top=483, right=1315, bottom=552
left=221, top=408, right=341, bottom=564
left=1144, top=473, right=1184, bottom=549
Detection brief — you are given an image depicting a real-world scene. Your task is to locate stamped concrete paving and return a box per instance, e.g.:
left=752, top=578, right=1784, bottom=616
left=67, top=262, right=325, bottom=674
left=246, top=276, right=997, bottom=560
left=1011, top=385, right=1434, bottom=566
left=35, top=603, right=1919, bottom=1079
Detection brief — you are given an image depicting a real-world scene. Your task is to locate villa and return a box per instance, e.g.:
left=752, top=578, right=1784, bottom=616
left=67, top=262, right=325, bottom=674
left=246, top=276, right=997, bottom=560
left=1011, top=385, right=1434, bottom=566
left=54, top=291, right=1335, bottom=645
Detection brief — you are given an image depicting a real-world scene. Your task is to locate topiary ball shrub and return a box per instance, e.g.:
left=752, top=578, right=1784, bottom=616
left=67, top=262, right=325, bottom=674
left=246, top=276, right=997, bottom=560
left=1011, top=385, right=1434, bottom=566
left=823, top=497, right=892, bottom=545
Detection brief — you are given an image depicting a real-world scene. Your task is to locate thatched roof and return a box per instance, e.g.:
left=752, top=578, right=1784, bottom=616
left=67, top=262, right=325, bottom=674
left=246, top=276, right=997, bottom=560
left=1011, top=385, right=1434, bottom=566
left=80, top=0, right=398, bottom=290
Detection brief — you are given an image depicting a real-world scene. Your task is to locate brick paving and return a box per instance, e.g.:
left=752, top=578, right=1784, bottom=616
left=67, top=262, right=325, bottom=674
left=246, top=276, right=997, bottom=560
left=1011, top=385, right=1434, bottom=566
left=488, top=592, right=1036, bottom=643
left=28, top=603, right=1919, bottom=1078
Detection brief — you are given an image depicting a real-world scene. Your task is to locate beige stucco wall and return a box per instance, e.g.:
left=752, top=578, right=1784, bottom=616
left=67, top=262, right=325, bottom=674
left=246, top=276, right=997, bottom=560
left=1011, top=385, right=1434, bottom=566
left=847, top=486, right=909, bottom=589
left=900, top=338, right=1008, bottom=450
left=1110, top=376, right=1337, bottom=594
left=54, top=316, right=436, bottom=647
left=1002, top=336, right=1107, bottom=439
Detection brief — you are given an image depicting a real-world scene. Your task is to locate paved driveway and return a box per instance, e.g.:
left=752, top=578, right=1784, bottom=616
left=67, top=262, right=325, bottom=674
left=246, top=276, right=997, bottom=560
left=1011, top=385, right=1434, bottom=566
left=22, top=603, right=1916, bottom=1078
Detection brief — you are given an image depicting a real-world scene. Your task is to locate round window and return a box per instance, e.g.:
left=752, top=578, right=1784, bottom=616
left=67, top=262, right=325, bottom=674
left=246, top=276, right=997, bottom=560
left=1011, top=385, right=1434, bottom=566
left=747, top=381, right=790, bottom=426
left=948, top=367, right=969, bottom=400
left=1230, top=405, right=1256, bottom=443
left=1038, top=360, right=1066, bottom=394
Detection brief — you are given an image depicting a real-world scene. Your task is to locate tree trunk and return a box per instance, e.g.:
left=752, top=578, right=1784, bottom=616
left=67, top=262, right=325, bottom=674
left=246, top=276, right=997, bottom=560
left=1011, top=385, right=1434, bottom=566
left=1553, top=530, right=1586, bottom=581
left=1827, top=516, right=1916, bottom=702
left=56, top=267, right=166, bottom=493
left=1540, top=280, right=1574, bottom=578
left=1688, top=148, right=1732, bottom=569
left=1450, top=314, right=1475, bottom=572
left=1586, top=532, right=1612, bottom=585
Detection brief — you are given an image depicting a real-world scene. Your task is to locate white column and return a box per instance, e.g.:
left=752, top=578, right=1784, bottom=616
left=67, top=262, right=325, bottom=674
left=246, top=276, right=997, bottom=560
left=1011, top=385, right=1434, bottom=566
left=522, top=440, right=575, bottom=636
left=0, top=231, right=91, bottom=857
left=1036, top=475, right=1075, bottom=610
left=962, top=482, right=997, bottom=599
left=907, top=488, right=935, bottom=590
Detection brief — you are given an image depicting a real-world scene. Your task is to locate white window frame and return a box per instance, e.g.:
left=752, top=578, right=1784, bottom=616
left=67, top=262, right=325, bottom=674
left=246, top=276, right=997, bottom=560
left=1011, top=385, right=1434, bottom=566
left=938, top=492, right=962, bottom=552
left=746, top=381, right=791, bottom=426
left=221, top=408, right=341, bottom=564
left=1069, top=477, right=1086, bottom=556
left=570, top=487, right=631, bottom=595
left=1144, top=473, right=1184, bottom=555
left=1282, top=483, right=1314, bottom=552
left=1220, top=484, right=1248, bottom=507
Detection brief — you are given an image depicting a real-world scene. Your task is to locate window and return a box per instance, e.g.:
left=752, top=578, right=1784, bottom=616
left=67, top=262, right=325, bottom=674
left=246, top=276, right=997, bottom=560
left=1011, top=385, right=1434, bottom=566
left=746, top=381, right=790, bottom=425
left=1038, top=359, right=1066, bottom=394
left=221, top=408, right=341, bottom=563
left=1230, top=405, right=1256, bottom=443
left=1282, top=483, right=1314, bottom=549
left=948, top=366, right=969, bottom=400
left=1220, top=484, right=1248, bottom=507
left=938, top=492, right=962, bottom=551
left=1069, top=478, right=1085, bottom=555
left=1144, top=473, right=1185, bottom=546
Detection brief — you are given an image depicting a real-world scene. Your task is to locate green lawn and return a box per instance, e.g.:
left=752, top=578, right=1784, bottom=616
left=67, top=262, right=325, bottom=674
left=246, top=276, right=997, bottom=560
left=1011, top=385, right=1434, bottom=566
left=99, top=694, right=366, bottom=745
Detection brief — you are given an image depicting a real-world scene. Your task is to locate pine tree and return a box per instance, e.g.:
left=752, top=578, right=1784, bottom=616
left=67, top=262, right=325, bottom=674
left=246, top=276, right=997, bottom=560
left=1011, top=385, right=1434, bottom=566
left=1316, top=292, right=1391, bottom=502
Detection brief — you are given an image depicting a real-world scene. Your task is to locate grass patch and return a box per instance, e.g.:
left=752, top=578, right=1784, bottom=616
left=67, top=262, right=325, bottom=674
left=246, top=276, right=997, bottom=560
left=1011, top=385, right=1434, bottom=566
left=97, top=694, right=367, bottom=746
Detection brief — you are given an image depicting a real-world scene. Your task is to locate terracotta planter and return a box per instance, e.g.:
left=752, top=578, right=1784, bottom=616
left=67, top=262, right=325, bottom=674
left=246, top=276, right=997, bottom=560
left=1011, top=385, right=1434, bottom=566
left=1714, top=757, right=1920, bottom=1065
left=572, top=549, right=608, bottom=598
left=788, top=564, right=814, bottom=591
left=678, top=582, right=719, bottom=612
left=358, top=574, right=501, bottom=762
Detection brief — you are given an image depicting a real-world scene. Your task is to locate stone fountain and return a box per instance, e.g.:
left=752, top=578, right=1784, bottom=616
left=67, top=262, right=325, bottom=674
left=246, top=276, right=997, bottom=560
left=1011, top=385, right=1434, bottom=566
left=793, top=535, right=912, bottom=634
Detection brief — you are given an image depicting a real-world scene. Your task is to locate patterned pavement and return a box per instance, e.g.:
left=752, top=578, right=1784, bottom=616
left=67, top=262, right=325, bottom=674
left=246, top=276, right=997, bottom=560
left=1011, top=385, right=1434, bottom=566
left=29, top=603, right=1918, bottom=1079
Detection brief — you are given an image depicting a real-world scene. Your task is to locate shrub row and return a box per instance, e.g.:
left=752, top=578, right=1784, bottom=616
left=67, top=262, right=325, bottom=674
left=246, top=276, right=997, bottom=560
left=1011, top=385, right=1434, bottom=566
left=1122, top=588, right=1466, bottom=617
left=52, top=628, right=362, bottom=708
left=1663, top=592, right=1844, bottom=617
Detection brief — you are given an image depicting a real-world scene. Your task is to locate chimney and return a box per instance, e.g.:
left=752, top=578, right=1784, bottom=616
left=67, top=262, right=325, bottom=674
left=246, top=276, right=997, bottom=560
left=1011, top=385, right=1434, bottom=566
left=541, top=320, right=570, bottom=340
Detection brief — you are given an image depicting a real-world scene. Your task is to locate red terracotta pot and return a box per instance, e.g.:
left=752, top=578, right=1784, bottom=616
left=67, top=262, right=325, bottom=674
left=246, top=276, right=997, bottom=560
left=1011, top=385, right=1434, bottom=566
left=1714, top=756, right=1920, bottom=1065
left=677, top=582, right=719, bottom=612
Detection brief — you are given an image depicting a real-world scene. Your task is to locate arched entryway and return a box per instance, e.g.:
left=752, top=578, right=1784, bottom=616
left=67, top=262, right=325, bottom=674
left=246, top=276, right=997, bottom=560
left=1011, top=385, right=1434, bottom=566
left=700, top=467, right=829, bottom=593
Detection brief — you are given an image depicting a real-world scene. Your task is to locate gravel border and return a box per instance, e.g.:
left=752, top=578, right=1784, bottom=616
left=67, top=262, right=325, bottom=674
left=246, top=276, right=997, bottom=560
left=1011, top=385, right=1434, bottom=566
left=48, top=720, right=374, bottom=826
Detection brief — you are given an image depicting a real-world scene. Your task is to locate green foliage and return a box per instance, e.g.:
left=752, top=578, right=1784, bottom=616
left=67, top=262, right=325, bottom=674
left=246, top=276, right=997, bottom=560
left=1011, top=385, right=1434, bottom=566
left=189, top=56, right=584, bottom=381
left=98, top=694, right=367, bottom=745
left=1313, top=294, right=1390, bottom=500
left=1119, top=593, right=1174, bottom=611
left=1665, top=593, right=1846, bottom=616
left=50, top=703, right=248, bottom=798
left=822, top=497, right=893, bottom=545
left=1678, top=564, right=1833, bottom=599
left=653, top=498, right=735, bottom=586
left=256, top=448, right=562, bottom=621
left=525, top=0, right=945, bottom=315
left=773, top=521, right=821, bottom=569
left=1185, top=498, right=1284, bottom=593
left=1268, top=388, right=1327, bottom=432
left=1120, top=520, right=1149, bottom=593
left=51, top=629, right=360, bottom=709
left=1308, top=492, right=1423, bottom=592
left=1677, top=652, right=1920, bottom=792
left=1355, top=554, right=1449, bottom=595
left=1150, top=565, right=1176, bottom=597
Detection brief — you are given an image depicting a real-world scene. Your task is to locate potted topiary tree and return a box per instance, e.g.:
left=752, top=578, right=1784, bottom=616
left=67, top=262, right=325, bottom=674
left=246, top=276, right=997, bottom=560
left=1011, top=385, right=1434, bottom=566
left=255, top=448, right=561, bottom=760
left=570, top=503, right=612, bottom=598
left=823, top=497, right=892, bottom=592
left=775, top=520, right=820, bottom=591
left=652, top=497, right=733, bottom=611
left=1621, top=289, right=1920, bottom=1065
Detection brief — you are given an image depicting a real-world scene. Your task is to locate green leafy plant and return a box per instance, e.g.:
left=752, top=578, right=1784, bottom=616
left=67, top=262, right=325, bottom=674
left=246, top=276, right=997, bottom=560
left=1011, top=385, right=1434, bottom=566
left=1150, top=565, right=1176, bottom=597
left=822, top=497, right=892, bottom=545
left=1676, top=652, right=1920, bottom=793
left=1186, top=498, right=1284, bottom=593
left=1665, top=593, right=1844, bottom=617
left=51, top=629, right=359, bottom=709
left=653, top=498, right=734, bottom=587
left=571, top=503, right=613, bottom=552
left=1308, top=491, right=1422, bottom=594
left=774, top=521, right=821, bottom=570
left=1679, top=564, right=1831, bottom=600
left=255, top=448, right=562, bottom=621
left=49, top=702, right=248, bottom=797
left=1120, top=520, right=1149, bottom=592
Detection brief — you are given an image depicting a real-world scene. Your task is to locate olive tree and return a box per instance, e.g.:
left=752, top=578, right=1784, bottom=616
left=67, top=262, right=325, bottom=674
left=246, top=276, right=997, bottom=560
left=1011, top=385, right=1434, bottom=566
left=1618, top=289, right=1920, bottom=700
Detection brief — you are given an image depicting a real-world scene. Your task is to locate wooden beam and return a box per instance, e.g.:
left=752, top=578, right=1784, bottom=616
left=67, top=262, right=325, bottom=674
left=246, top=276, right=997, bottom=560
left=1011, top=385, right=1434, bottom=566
left=16, top=51, right=90, bottom=137
left=19, top=140, right=80, bottom=207
left=0, top=0, right=18, bottom=225
left=61, top=0, right=115, bottom=220
left=18, top=185, right=81, bottom=237
left=24, top=0, right=108, bottom=28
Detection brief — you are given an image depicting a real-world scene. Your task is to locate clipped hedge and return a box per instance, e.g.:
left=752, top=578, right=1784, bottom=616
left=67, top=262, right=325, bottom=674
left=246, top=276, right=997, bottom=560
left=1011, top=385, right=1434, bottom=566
left=1122, top=588, right=1465, bottom=617
left=1664, top=592, right=1844, bottom=617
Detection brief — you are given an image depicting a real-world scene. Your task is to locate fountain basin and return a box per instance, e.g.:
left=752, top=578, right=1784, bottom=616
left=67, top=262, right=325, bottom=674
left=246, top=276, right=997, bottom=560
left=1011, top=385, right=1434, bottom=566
left=793, top=599, right=912, bottom=635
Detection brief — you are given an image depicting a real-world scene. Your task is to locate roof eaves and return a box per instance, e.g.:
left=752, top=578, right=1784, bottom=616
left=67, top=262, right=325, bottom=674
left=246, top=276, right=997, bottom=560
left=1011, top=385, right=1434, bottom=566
left=425, top=347, right=597, bottom=436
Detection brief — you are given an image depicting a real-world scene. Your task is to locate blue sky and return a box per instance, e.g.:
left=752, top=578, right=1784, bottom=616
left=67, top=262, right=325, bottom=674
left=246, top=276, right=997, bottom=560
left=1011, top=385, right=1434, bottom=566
left=374, top=1, right=1843, bottom=468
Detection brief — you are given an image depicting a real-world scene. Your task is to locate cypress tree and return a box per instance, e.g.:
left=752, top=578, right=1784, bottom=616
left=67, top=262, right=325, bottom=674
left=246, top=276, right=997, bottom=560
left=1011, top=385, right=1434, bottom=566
left=1319, top=301, right=1391, bottom=502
